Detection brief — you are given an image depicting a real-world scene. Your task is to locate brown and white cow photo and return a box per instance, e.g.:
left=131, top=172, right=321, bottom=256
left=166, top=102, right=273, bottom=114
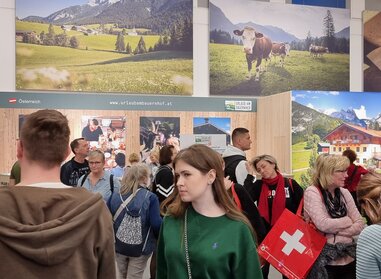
left=209, top=0, right=350, bottom=96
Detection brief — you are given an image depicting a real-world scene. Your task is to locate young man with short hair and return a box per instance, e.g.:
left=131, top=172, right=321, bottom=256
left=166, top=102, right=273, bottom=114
left=0, top=109, right=116, bottom=279
left=222, top=127, right=252, bottom=185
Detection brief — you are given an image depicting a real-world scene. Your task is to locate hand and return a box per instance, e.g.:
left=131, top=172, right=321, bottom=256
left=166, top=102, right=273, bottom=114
left=224, top=176, right=233, bottom=190
left=245, top=161, right=255, bottom=175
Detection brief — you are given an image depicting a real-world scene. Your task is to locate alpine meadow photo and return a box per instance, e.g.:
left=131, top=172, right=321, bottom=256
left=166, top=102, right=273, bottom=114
left=16, top=0, right=193, bottom=95
left=210, top=0, right=350, bottom=96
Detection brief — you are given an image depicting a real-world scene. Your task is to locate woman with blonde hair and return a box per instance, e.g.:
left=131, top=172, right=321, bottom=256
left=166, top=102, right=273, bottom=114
left=356, top=172, right=381, bottom=278
left=243, top=154, right=303, bottom=279
left=108, top=163, right=162, bottom=279
left=304, top=154, right=364, bottom=279
left=156, top=144, right=262, bottom=279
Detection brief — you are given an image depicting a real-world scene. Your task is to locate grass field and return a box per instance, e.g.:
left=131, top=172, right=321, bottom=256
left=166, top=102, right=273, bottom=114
left=292, top=141, right=312, bottom=184
left=15, top=21, right=193, bottom=94
left=210, top=43, right=349, bottom=96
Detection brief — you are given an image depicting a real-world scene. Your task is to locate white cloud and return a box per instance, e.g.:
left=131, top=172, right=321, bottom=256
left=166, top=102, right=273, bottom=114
left=354, top=105, right=368, bottom=119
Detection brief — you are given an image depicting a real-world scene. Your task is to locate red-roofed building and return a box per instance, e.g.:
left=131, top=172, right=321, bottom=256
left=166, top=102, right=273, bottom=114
left=323, top=123, right=381, bottom=165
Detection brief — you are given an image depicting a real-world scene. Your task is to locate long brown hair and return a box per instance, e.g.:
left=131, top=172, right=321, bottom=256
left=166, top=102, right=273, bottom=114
left=161, top=144, right=254, bottom=234
left=357, top=172, right=381, bottom=224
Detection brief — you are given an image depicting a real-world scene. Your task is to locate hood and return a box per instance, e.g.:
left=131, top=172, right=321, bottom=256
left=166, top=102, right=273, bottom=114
left=0, top=187, right=107, bottom=266
left=222, top=145, right=246, bottom=158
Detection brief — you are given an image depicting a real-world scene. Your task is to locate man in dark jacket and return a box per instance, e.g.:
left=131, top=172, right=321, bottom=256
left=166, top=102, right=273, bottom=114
left=60, top=137, right=90, bottom=186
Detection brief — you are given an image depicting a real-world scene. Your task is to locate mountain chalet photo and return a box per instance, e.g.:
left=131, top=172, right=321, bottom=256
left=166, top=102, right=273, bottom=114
left=209, top=0, right=350, bottom=96
left=15, top=0, right=193, bottom=95
left=292, top=90, right=381, bottom=187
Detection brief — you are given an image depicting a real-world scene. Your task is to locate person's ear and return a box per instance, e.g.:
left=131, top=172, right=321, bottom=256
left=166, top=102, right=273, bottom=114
left=16, top=140, right=23, bottom=160
left=207, top=169, right=216, bottom=184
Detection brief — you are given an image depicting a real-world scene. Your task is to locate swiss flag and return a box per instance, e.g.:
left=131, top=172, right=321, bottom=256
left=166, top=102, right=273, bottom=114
left=258, top=209, right=326, bottom=279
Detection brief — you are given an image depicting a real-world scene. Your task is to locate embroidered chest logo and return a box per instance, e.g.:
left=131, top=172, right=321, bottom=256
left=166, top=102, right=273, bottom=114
left=212, top=242, right=219, bottom=249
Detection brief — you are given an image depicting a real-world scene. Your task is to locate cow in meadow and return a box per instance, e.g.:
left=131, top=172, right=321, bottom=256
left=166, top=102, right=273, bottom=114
left=309, top=44, right=329, bottom=57
left=271, top=42, right=290, bottom=67
left=233, top=27, right=272, bottom=81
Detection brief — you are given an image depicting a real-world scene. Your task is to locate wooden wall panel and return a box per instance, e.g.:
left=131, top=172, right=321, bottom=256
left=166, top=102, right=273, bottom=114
left=256, top=91, right=292, bottom=174
left=0, top=109, right=258, bottom=174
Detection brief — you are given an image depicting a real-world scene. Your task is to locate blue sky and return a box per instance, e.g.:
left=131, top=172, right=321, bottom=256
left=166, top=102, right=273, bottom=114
left=292, top=90, right=381, bottom=120
left=211, top=0, right=349, bottom=40
left=16, top=0, right=88, bottom=18
left=193, top=117, right=231, bottom=134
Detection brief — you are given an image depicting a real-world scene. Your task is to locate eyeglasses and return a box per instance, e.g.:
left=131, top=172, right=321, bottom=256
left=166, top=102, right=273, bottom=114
left=89, top=161, right=102, bottom=165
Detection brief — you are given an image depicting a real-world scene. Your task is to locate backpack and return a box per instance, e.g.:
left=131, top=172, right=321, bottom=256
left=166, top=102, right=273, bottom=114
left=113, top=189, right=151, bottom=257
left=223, top=155, right=246, bottom=183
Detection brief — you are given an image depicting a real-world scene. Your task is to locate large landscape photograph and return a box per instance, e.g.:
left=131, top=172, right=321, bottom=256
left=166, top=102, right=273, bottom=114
left=292, top=91, right=381, bottom=187
left=210, top=0, right=350, bottom=96
left=16, top=0, right=193, bottom=95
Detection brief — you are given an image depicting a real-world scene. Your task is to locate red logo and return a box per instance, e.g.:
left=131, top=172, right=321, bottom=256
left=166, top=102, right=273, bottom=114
left=8, top=98, right=17, bottom=104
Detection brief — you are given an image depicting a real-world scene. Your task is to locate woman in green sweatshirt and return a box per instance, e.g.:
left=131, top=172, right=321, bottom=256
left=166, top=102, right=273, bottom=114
left=156, top=144, right=263, bottom=279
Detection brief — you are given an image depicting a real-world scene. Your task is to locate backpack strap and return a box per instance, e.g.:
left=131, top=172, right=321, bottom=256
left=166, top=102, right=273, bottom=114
left=231, top=183, right=242, bottom=211
left=80, top=172, right=90, bottom=187
left=113, top=188, right=142, bottom=221
left=110, top=174, right=114, bottom=193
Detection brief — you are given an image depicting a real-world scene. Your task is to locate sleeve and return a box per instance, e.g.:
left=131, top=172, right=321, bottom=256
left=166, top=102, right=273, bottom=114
left=233, top=225, right=263, bottom=279
left=336, top=189, right=364, bottom=237
left=236, top=184, right=266, bottom=243
left=235, top=160, right=249, bottom=185
left=97, top=207, right=117, bottom=279
left=60, top=163, right=70, bottom=185
left=156, top=219, right=167, bottom=279
left=149, top=195, right=163, bottom=238
left=356, top=226, right=381, bottom=279
left=243, top=177, right=261, bottom=203
left=303, top=186, right=352, bottom=234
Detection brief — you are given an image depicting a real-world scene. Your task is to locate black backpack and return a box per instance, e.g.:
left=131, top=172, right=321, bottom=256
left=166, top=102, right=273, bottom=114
left=223, top=155, right=246, bottom=183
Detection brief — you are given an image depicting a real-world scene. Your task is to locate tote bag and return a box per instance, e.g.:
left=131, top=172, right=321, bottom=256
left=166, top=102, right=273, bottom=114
left=257, top=201, right=326, bottom=279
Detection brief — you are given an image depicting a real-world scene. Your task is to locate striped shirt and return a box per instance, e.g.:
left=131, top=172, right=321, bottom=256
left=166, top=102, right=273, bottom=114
left=356, top=224, right=381, bottom=279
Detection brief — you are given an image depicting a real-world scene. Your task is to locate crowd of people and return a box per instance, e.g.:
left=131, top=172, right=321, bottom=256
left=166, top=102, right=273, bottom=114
left=2, top=111, right=381, bottom=279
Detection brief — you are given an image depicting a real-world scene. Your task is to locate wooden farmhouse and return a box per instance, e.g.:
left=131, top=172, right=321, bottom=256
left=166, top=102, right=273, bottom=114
left=323, top=122, right=381, bottom=166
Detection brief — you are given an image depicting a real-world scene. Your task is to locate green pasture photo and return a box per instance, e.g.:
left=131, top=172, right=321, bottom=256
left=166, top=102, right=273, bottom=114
left=16, top=21, right=193, bottom=95
left=209, top=43, right=349, bottom=96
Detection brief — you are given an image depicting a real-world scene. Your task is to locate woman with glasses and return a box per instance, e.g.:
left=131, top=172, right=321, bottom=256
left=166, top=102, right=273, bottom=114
left=78, top=150, right=120, bottom=203
left=304, top=154, right=364, bottom=279
left=243, top=154, right=304, bottom=279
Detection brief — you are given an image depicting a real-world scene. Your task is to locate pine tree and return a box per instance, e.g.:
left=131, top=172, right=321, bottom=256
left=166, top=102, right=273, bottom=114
left=70, top=36, right=79, bottom=48
left=323, top=10, right=336, bottom=52
left=44, top=23, right=56, bottom=46
left=115, top=33, right=125, bottom=52
left=134, top=36, right=147, bottom=54
left=126, top=42, right=132, bottom=54
left=305, top=31, right=313, bottom=51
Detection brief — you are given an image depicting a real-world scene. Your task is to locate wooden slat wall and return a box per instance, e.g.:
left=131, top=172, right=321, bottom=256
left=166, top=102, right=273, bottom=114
left=0, top=109, right=258, bottom=174
left=256, top=91, right=292, bottom=174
